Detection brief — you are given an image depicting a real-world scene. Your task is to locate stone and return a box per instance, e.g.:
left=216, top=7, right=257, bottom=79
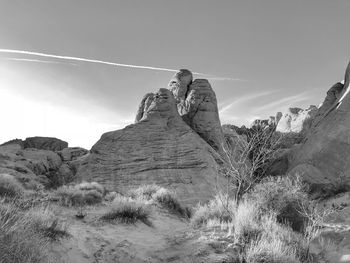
left=77, top=88, right=224, bottom=205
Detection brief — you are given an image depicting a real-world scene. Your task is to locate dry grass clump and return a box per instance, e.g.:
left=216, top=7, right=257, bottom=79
left=153, top=188, right=191, bottom=218
left=191, top=193, right=235, bottom=227
left=129, top=184, right=161, bottom=200
left=0, top=199, right=69, bottom=263
left=129, top=185, right=190, bottom=217
left=246, top=176, right=308, bottom=231
left=192, top=177, right=317, bottom=262
left=0, top=174, right=25, bottom=198
left=100, top=196, right=151, bottom=225
left=53, top=181, right=105, bottom=206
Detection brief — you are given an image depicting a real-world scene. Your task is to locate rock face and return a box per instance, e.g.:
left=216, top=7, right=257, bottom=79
left=288, top=61, right=350, bottom=193
left=276, top=106, right=318, bottom=133
left=77, top=74, right=226, bottom=205
left=168, top=71, right=224, bottom=152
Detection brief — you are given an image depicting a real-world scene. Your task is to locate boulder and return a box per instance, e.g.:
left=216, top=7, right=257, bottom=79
left=289, top=61, right=350, bottom=194
left=77, top=88, right=224, bottom=205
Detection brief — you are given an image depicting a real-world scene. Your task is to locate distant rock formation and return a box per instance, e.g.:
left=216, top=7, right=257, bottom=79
left=287, top=61, right=350, bottom=194
left=0, top=139, right=87, bottom=188
left=276, top=106, right=318, bottom=133
left=77, top=73, right=226, bottom=205
left=1, top=136, right=68, bottom=151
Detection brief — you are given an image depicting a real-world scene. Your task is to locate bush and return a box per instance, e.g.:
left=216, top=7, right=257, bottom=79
left=191, top=194, right=235, bottom=227
left=27, top=207, right=69, bottom=240
left=0, top=201, right=51, bottom=263
left=75, top=182, right=105, bottom=195
left=128, top=184, right=161, bottom=200
left=53, top=182, right=105, bottom=206
left=246, top=176, right=308, bottom=231
left=129, top=185, right=190, bottom=218
left=100, top=196, right=151, bottom=225
left=0, top=174, right=25, bottom=198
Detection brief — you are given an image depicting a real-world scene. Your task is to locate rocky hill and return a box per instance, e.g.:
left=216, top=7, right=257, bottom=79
left=76, top=70, right=225, bottom=205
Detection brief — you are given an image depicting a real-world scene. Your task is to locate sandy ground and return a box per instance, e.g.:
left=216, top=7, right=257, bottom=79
left=49, top=203, right=233, bottom=263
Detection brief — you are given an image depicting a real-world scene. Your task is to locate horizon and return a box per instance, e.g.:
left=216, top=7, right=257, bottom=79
left=1, top=0, right=350, bottom=149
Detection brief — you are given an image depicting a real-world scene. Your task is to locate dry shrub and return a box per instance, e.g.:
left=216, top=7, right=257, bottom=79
left=53, top=182, right=105, bottom=206
left=0, top=200, right=59, bottom=263
left=101, top=196, right=151, bottom=225
left=128, top=184, right=161, bottom=200
left=191, top=194, right=235, bottom=227
left=0, top=174, right=25, bottom=198
left=246, top=176, right=308, bottom=231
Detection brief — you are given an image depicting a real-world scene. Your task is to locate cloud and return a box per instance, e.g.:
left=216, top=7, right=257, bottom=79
left=219, top=90, right=278, bottom=114
left=0, top=48, right=242, bottom=81
left=4, top=57, right=77, bottom=66
left=254, top=91, right=312, bottom=112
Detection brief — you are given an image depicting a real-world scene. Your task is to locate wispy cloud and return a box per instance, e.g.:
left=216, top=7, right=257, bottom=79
left=0, top=48, right=243, bottom=81
left=4, top=57, right=76, bottom=66
left=254, top=91, right=312, bottom=112
left=219, top=90, right=278, bottom=114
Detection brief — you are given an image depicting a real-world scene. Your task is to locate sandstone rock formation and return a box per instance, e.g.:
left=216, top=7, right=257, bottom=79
left=1, top=136, right=68, bottom=151
left=276, top=106, right=318, bottom=133
left=167, top=70, right=224, bottom=152
left=0, top=139, right=87, bottom=189
left=288, top=61, right=350, bottom=194
left=77, top=74, right=226, bottom=205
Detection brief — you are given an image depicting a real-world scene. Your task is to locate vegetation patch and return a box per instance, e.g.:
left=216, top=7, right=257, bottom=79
left=53, top=181, right=105, bottom=206
left=100, top=196, right=151, bottom=225
left=0, top=174, right=25, bottom=198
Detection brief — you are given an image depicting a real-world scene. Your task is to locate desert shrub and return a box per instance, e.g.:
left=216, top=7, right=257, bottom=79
left=100, top=196, right=151, bottom=224
left=152, top=188, right=191, bottom=218
left=129, top=185, right=190, bottom=217
left=232, top=200, right=261, bottom=244
left=128, top=184, right=161, bottom=200
left=27, top=207, right=69, bottom=240
left=53, top=182, right=104, bottom=206
left=191, top=194, right=235, bottom=227
left=104, top=191, right=119, bottom=202
left=246, top=176, right=308, bottom=231
left=75, top=181, right=105, bottom=195
left=0, top=201, right=51, bottom=263
left=0, top=174, right=25, bottom=198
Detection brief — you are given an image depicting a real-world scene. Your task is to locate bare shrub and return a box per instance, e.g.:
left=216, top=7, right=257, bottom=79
left=128, top=184, right=161, bottom=200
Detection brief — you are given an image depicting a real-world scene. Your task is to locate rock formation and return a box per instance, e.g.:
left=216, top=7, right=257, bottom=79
left=276, top=106, right=318, bottom=133
left=0, top=138, right=87, bottom=188
left=1, top=136, right=68, bottom=151
left=77, top=72, right=226, bottom=205
left=288, top=61, right=350, bottom=194
left=167, top=70, right=225, bottom=152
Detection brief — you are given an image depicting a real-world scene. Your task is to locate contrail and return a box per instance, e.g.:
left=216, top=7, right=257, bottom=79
left=4, top=57, right=77, bottom=66
left=0, top=48, right=209, bottom=76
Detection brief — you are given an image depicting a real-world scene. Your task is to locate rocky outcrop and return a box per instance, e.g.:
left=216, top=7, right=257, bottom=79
left=77, top=80, right=225, bottom=205
left=276, top=106, right=318, bottom=133
left=288, top=61, right=350, bottom=194
left=0, top=140, right=87, bottom=189
left=23, top=137, right=68, bottom=151
left=1, top=136, right=68, bottom=151
left=168, top=71, right=224, bottom=152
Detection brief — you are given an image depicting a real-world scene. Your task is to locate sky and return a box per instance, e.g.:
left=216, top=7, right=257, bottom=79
left=0, top=0, right=350, bottom=149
